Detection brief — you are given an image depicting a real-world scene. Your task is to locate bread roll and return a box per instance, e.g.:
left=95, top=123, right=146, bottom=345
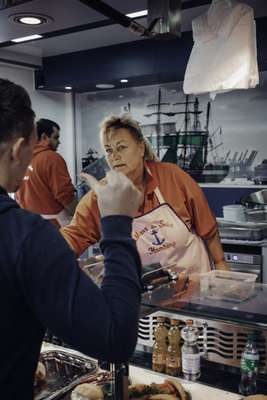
left=35, top=361, right=46, bottom=385
left=71, top=383, right=104, bottom=400
left=165, top=379, right=187, bottom=400
left=245, top=396, right=267, bottom=400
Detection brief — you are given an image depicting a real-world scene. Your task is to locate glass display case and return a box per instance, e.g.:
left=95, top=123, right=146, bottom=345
left=42, top=273, right=267, bottom=398
left=141, top=278, right=267, bottom=327
left=135, top=276, right=267, bottom=395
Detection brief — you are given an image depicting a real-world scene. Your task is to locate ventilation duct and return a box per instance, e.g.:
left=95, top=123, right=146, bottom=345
left=148, top=0, right=181, bottom=39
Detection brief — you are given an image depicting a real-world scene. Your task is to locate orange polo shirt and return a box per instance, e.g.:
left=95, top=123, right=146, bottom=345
left=16, top=141, right=75, bottom=216
left=61, top=161, right=218, bottom=256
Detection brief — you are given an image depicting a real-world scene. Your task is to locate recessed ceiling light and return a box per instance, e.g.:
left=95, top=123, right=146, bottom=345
left=96, top=84, right=115, bottom=89
left=127, top=10, right=148, bottom=18
left=118, top=95, right=124, bottom=98
left=19, top=16, right=42, bottom=25
left=9, top=13, right=53, bottom=26
left=11, top=34, right=43, bottom=43
left=120, top=79, right=128, bottom=83
left=65, top=86, right=72, bottom=90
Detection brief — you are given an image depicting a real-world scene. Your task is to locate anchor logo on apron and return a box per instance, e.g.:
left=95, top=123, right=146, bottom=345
left=150, top=225, right=165, bottom=246
left=132, top=187, right=211, bottom=274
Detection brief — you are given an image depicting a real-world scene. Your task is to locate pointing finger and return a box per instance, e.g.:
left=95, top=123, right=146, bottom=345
left=80, top=172, right=99, bottom=192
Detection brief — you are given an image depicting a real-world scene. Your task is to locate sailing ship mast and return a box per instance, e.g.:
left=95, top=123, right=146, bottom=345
left=156, top=89, right=162, bottom=158
left=144, top=88, right=170, bottom=157
left=173, top=95, right=203, bottom=168
left=204, top=101, right=211, bottom=165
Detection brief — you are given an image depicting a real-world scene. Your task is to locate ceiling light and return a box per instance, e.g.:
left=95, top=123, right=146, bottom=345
left=120, top=79, right=128, bottom=83
left=126, top=10, right=148, bottom=18
left=65, top=86, right=72, bottom=90
left=9, top=13, right=53, bottom=26
left=12, top=34, right=43, bottom=43
left=96, top=84, right=115, bottom=89
left=19, top=16, right=42, bottom=25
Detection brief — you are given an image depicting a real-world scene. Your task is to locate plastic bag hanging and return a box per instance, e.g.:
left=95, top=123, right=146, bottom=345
left=183, top=0, right=259, bottom=99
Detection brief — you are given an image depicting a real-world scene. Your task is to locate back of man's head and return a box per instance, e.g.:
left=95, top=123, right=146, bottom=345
left=36, top=119, right=60, bottom=141
left=0, top=79, right=35, bottom=148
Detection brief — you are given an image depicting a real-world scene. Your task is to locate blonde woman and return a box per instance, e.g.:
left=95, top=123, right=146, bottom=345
left=61, top=114, right=228, bottom=273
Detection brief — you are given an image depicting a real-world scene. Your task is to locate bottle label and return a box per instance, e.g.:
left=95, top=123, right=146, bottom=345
left=166, top=354, right=181, bottom=369
left=242, top=353, right=259, bottom=361
left=182, top=353, right=200, bottom=374
left=241, top=356, right=259, bottom=373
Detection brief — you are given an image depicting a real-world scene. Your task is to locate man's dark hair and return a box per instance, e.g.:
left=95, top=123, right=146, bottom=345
left=36, top=118, right=60, bottom=141
left=0, top=78, right=35, bottom=144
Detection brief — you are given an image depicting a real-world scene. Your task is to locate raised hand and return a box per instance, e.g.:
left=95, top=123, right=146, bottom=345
left=80, top=170, right=142, bottom=217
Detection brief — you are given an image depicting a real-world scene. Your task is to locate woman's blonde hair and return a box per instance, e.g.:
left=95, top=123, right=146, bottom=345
left=99, top=114, right=157, bottom=161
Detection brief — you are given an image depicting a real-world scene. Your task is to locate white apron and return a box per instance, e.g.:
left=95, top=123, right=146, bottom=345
left=41, top=209, right=72, bottom=227
left=132, top=187, right=211, bottom=274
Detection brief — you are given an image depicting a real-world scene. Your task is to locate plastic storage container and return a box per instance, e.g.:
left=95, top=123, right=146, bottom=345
left=200, top=270, right=257, bottom=302
left=223, top=204, right=246, bottom=222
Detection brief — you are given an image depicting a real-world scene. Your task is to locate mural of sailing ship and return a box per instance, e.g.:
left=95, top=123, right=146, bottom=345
left=141, top=89, right=230, bottom=183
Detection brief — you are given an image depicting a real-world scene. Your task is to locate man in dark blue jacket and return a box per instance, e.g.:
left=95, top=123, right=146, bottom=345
left=0, top=78, right=142, bottom=399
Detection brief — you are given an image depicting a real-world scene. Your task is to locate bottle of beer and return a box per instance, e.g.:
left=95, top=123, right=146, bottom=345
left=166, top=319, right=181, bottom=376
left=152, top=316, right=168, bottom=373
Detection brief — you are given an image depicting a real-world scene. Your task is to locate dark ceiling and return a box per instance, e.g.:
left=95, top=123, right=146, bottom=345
left=0, top=0, right=213, bottom=55
left=1, top=0, right=267, bottom=92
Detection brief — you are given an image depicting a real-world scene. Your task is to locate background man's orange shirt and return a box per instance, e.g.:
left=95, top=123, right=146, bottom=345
left=16, top=142, right=75, bottom=215
left=61, top=161, right=219, bottom=256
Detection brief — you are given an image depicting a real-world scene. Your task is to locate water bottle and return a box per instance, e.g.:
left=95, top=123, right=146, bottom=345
left=181, top=319, right=200, bottom=381
left=239, top=333, right=259, bottom=396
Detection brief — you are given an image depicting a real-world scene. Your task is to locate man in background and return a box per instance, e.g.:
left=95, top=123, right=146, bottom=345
left=16, top=118, right=77, bottom=227
left=0, top=78, right=142, bottom=399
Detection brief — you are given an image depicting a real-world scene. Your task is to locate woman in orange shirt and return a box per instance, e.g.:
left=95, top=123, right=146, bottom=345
left=61, top=114, right=228, bottom=273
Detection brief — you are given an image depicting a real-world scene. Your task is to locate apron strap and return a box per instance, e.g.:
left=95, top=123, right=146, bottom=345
left=145, top=164, right=165, bottom=205
left=154, top=187, right=192, bottom=233
left=154, top=187, right=165, bottom=205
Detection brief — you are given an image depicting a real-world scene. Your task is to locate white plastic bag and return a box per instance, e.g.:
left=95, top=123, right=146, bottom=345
left=183, top=0, right=259, bottom=98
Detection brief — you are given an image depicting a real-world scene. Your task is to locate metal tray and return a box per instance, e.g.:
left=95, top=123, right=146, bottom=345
left=34, top=350, right=98, bottom=400
left=61, top=371, right=113, bottom=399
left=217, top=219, right=267, bottom=241
left=245, top=209, right=267, bottom=222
